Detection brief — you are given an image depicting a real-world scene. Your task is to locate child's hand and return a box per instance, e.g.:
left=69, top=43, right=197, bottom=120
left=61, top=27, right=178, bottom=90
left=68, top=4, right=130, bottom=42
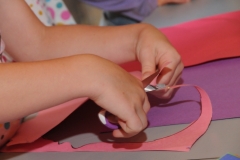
left=86, top=55, right=150, bottom=138
left=135, top=24, right=184, bottom=99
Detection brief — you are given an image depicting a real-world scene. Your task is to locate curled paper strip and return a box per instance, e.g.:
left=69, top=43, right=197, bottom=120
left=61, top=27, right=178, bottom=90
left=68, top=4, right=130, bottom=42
left=2, top=84, right=212, bottom=152
left=5, top=11, right=236, bottom=148
left=73, top=85, right=212, bottom=152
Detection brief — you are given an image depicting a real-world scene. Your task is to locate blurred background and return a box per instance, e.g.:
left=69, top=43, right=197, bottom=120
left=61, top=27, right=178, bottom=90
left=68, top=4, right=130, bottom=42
left=63, top=0, right=102, bottom=25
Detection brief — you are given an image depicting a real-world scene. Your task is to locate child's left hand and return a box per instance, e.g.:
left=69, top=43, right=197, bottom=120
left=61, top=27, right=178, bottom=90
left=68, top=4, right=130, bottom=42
left=135, top=24, right=184, bottom=98
left=0, top=1, right=183, bottom=100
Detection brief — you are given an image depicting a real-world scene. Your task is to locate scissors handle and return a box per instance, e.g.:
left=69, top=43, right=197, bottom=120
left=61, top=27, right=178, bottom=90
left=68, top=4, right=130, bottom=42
left=98, top=110, right=119, bottom=130
left=98, top=62, right=170, bottom=130
left=99, top=84, right=167, bottom=130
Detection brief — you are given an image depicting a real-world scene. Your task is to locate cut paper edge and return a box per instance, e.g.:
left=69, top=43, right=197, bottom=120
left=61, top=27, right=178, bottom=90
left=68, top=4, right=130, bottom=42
left=2, top=85, right=212, bottom=152
left=100, top=61, right=172, bottom=130
left=2, top=10, right=234, bottom=149
left=6, top=71, right=142, bottom=146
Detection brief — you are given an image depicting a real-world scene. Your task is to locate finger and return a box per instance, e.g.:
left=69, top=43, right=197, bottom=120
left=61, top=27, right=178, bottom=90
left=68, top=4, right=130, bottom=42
left=113, top=98, right=148, bottom=138
left=167, top=61, right=183, bottom=87
left=143, top=94, right=151, bottom=113
left=139, top=50, right=157, bottom=80
left=152, top=61, right=183, bottom=99
left=150, top=73, right=181, bottom=99
left=113, top=111, right=145, bottom=138
left=136, top=101, right=148, bottom=128
left=160, top=74, right=182, bottom=99
left=156, top=58, right=180, bottom=85
left=157, top=61, right=183, bottom=85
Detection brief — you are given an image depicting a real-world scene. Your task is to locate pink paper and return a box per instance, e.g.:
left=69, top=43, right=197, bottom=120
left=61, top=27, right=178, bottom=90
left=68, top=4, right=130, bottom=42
left=121, top=11, right=240, bottom=73
left=5, top=64, right=168, bottom=147
left=2, top=85, right=212, bottom=152
left=7, top=98, right=88, bottom=146
left=161, top=11, right=240, bottom=67
left=4, top=10, right=237, bottom=150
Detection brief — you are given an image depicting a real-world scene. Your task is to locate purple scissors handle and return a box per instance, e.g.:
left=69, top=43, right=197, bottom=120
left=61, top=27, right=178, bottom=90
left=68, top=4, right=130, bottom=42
left=98, top=110, right=119, bottom=130
left=98, top=69, right=168, bottom=130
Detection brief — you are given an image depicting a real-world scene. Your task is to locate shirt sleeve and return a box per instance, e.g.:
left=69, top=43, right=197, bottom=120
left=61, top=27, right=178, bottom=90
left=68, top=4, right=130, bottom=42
left=81, top=0, right=158, bottom=21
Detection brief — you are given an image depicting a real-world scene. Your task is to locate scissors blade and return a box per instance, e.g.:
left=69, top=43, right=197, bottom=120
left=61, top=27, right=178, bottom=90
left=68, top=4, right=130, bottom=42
left=99, top=62, right=171, bottom=130
left=98, top=70, right=161, bottom=130
left=141, top=70, right=160, bottom=88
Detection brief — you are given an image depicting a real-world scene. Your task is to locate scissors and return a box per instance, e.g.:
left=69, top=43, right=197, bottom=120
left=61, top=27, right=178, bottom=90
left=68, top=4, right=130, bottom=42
left=98, top=70, right=168, bottom=130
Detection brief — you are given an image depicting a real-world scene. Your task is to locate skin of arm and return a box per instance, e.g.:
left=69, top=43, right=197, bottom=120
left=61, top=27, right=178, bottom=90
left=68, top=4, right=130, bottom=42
left=0, top=54, right=149, bottom=138
left=0, top=0, right=137, bottom=63
left=0, top=0, right=184, bottom=137
left=0, top=1, right=183, bottom=98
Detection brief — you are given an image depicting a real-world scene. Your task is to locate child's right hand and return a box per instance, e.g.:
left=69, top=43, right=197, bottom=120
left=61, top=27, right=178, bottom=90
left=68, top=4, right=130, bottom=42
left=84, top=55, right=150, bottom=138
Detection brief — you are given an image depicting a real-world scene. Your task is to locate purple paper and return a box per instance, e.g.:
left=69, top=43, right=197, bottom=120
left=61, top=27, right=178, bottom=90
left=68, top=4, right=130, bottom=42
left=44, top=57, right=240, bottom=148
left=147, top=57, right=240, bottom=127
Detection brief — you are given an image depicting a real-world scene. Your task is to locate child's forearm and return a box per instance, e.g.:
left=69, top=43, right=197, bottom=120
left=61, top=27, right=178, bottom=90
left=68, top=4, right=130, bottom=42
left=0, top=0, right=144, bottom=64
left=0, top=54, right=100, bottom=122
left=37, top=24, right=146, bottom=63
left=8, top=24, right=148, bottom=64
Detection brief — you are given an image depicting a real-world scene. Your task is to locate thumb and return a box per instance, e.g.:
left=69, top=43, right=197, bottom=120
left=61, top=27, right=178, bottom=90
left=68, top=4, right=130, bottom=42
left=140, top=56, right=156, bottom=80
